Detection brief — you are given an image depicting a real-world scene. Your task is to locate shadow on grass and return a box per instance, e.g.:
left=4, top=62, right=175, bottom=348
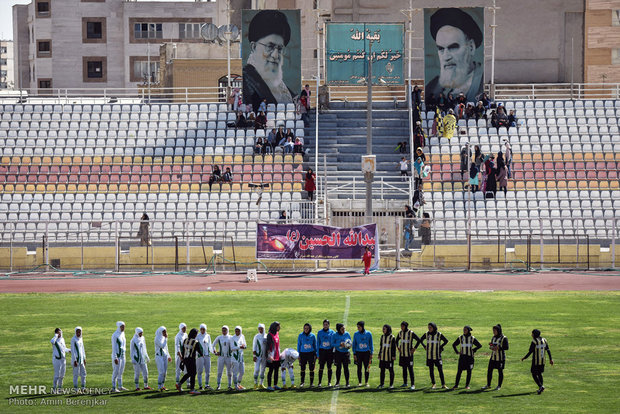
left=494, top=391, right=537, bottom=398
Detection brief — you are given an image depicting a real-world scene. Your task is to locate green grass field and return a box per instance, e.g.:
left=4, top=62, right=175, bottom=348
left=1, top=291, right=619, bottom=413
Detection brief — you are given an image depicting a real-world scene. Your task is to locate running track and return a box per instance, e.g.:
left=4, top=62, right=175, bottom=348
left=0, top=270, right=619, bottom=293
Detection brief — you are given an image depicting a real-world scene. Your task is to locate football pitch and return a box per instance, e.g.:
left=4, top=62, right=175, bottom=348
left=1, top=290, right=619, bottom=413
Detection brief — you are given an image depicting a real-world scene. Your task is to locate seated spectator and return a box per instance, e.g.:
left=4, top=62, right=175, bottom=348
left=457, top=102, right=466, bottom=120
left=258, top=98, right=267, bottom=113
left=474, top=101, right=487, bottom=120
left=480, top=92, right=491, bottom=108
left=279, top=210, right=287, bottom=222
left=276, top=125, right=286, bottom=145
left=437, top=93, right=446, bottom=114
left=208, top=165, right=222, bottom=190
left=285, top=127, right=295, bottom=140
left=507, top=110, right=517, bottom=128
left=280, top=136, right=294, bottom=154
left=447, top=93, right=456, bottom=113
left=235, top=111, right=247, bottom=129
left=267, top=128, right=277, bottom=153
left=426, top=93, right=437, bottom=113
left=247, top=111, right=256, bottom=128
left=293, top=137, right=304, bottom=154
left=222, top=167, right=233, bottom=183
left=456, top=92, right=467, bottom=106
left=254, top=137, right=265, bottom=154
left=490, top=110, right=498, bottom=128
left=465, top=103, right=475, bottom=120
left=497, top=108, right=509, bottom=130
left=254, top=111, right=267, bottom=131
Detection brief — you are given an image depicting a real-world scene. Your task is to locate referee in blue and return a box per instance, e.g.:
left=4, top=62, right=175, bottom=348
left=352, top=321, right=373, bottom=387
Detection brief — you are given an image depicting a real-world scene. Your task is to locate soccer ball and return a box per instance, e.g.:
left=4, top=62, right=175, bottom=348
left=344, top=339, right=352, bottom=349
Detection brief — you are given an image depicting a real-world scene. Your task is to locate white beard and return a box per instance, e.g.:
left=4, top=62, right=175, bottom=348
left=247, top=52, right=293, bottom=103
left=439, top=60, right=474, bottom=95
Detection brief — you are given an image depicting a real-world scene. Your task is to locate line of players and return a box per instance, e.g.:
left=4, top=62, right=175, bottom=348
left=49, top=319, right=553, bottom=396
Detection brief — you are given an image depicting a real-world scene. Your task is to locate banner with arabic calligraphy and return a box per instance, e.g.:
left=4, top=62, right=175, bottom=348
left=256, top=223, right=377, bottom=260
left=326, top=23, right=404, bottom=85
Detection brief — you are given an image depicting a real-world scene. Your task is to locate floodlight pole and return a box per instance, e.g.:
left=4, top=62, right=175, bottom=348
left=365, top=40, right=373, bottom=221
left=226, top=0, right=232, bottom=98
left=315, top=0, right=321, bottom=223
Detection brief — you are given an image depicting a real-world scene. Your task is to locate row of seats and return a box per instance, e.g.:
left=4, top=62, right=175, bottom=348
left=423, top=180, right=618, bottom=192
left=1, top=154, right=304, bottom=166
left=0, top=102, right=295, bottom=114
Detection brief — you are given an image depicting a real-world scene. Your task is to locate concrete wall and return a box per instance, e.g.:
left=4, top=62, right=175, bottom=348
left=12, top=5, right=29, bottom=89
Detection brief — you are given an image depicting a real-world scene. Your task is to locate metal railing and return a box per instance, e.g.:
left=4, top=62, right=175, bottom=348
left=321, top=173, right=411, bottom=200
left=490, top=83, right=620, bottom=101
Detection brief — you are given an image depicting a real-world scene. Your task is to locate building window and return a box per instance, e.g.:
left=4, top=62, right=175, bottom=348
left=39, top=79, right=52, bottom=88
left=87, top=22, right=103, bottom=39
left=612, top=49, right=620, bottom=65
left=0, top=59, right=6, bottom=66
left=0, top=70, right=7, bottom=78
left=613, top=10, right=620, bottom=26
left=134, top=23, right=162, bottom=39
left=36, top=1, right=50, bottom=17
left=179, top=23, right=202, bottom=39
left=83, top=57, right=107, bottom=82
left=0, top=47, right=7, bottom=54
left=37, top=40, right=51, bottom=58
left=132, top=60, right=160, bottom=83
left=218, top=75, right=242, bottom=102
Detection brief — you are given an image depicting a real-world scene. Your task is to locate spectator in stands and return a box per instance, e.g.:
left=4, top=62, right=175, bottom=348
left=399, top=157, right=410, bottom=181
left=229, top=87, right=241, bottom=112
left=138, top=213, right=150, bottom=246
left=235, top=111, right=247, bottom=129
left=413, top=157, right=424, bottom=189
left=496, top=108, right=509, bottom=130
left=419, top=213, right=432, bottom=245
left=412, top=85, right=422, bottom=108
left=442, top=109, right=457, bottom=139
left=416, top=147, right=427, bottom=164
left=403, top=205, right=415, bottom=251
left=503, top=140, right=512, bottom=178
left=474, top=145, right=483, bottom=168
left=447, top=93, right=456, bottom=113
left=507, top=110, right=517, bottom=129
left=414, top=122, right=425, bottom=151
left=426, top=93, right=437, bottom=113
left=457, top=93, right=467, bottom=106
left=469, top=163, right=479, bottom=193
left=208, top=165, right=222, bottom=190
left=280, top=136, right=294, bottom=154
left=279, top=210, right=287, bottom=222
left=258, top=99, right=267, bottom=113
left=298, top=97, right=310, bottom=127
left=247, top=111, right=257, bottom=128
left=465, top=103, right=475, bottom=120
left=267, top=128, right=277, bottom=154
left=396, top=141, right=407, bottom=154
left=255, top=111, right=267, bottom=132
left=222, top=167, right=233, bottom=184
left=490, top=110, right=498, bottom=128
left=496, top=155, right=508, bottom=196
left=437, top=93, right=447, bottom=114
left=457, top=103, right=466, bottom=120
left=305, top=168, right=316, bottom=201
left=474, top=101, right=486, bottom=120
left=300, top=84, right=311, bottom=110
left=293, top=137, right=304, bottom=154
left=254, top=138, right=264, bottom=154
left=460, top=146, right=471, bottom=177
left=480, top=92, right=490, bottom=108
left=286, top=127, right=295, bottom=140
left=276, top=126, right=286, bottom=145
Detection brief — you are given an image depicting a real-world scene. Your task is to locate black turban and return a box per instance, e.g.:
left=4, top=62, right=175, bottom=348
left=248, top=10, right=291, bottom=46
left=430, top=8, right=483, bottom=48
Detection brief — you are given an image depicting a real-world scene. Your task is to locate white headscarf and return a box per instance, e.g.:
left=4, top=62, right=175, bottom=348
left=116, top=321, right=125, bottom=339
left=200, top=323, right=207, bottom=331
left=258, top=323, right=265, bottom=331
left=73, top=326, right=83, bottom=343
left=155, top=326, right=166, bottom=345
left=234, top=325, right=243, bottom=334
left=75, top=326, right=82, bottom=335
left=179, top=323, right=187, bottom=332
left=134, top=327, right=144, bottom=341
left=222, top=325, right=229, bottom=335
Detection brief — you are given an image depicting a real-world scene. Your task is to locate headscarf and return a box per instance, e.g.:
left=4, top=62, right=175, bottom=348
left=258, top=323, right=265, bottom=331
left=188, top=328, right=198, bottom=340
left=493, top=324, right=503, bottom=337
left=357, top=321, right=365, bottom=332
left=155, top=326, right=166, bottom=347
left=428, top=322, right=437, bottom=334
left=134, top=327, right=143, bottom=339
left=222, top=325, right=230, bottom=335
left=383, top=324, right=392, bottom=336
left=469, top=163, right=478, bottom=179
left=75, top=326, right=82, bottom=335
left=116, top=321, right=125, bottom=331
left=497, top=151, right=505, bottom=170
left=336, top=323, right=344, bottom=333
left=532, top=329, right=541, bottom=338
left=401, top=321, right=409, bottom=329
left=234, top=325, right=243, bottom=335
left=179, top=323, right=187, bottom=332
left=303, top=323, right=312, bottom=334
left=463, top=325, right=472, bottom=335
left=268, top=322, right=280, bottom=335
left=200, top=323, right=207, bottom=332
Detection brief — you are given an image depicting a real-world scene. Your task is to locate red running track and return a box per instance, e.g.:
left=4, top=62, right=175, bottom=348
left=0, top=270, right=619, bottom=293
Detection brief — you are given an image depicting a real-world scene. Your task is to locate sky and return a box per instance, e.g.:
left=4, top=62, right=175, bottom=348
left=0, top=0, right=199, bottom=40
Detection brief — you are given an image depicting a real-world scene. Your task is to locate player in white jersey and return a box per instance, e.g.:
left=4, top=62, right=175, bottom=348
left=280, top=348, right=300, bottom=388
left=111, top=321, right=127, bottom=392
left=174, top=323, right=187, bottom=387
left=231, top=326, right=247, bottom=390
left=253, top=323, right=267, bottom=389
left=50, top=328, right=70, bottom=394
left=130, top=327, right=151, bottom=391
left=213, top=325, right=234, bottom=390
left=154, top=326, right=172, bottom=391
left=70, top=327, right=86, bottom=393
left=196, top=323, right=213, bottom=390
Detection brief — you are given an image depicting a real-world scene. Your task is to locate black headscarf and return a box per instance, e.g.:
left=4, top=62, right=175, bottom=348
left=428, top=322, right=437, bottom=334
left=357, top=321, right=365, bottom=332
left=269, top=321, right=280, bottom=335
left=304, top=323, right=312, bottom=334
left=469, top=163, right=478, bottom=179
left=463, top=325, right=472, bottom=336
left=532, top=329, right=541, bottom=338
left=497, top=151, right=505, bottom=169
left=493, top=324, right=503, bottom=337
left=383, top=324, right=392, bottom=336
left=322, top=319, right=330, bottom=331
left=401, top=321, right=409, bottom=329
left=188, top=328, right=198, bottom=340
left=336, top=323, right=344, bottom=334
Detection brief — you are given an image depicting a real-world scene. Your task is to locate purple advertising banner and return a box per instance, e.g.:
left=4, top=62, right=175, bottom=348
left=256, top=223, right=377, bottom=260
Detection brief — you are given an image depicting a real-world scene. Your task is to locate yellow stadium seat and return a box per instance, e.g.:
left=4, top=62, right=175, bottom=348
left=148, top=184, right=158, bottom=192
left=203, top=155, right=213, bottom=165
left=1, top=156, right=10, bottom=164
left=123, top=156, right=132, bottom=165
left=113, top=156, right=122, bottom=164
left=605, top=152, right=614, bottom=161
left=92, top=156, right=102, bottom=165
left=200, top=184, right=210, bottom=192
left=36, top=184, right=45, bottom=192
left=231, top=183, right=241, bottom=192
left=263, top=154, right=273, bottom=164
left=129, top=184, right=139, bottom=192
left=141, top=156, right=151, bottom=165
left=599, top=181, right=609, bottom=189
left=213, top=155, right=223, bottom=164
left=294, top=154, right=303, bottom=163
left=609, top=180, right=619, bottom=189
left=190, top=183, right=200, bottom=192
left=67, top=184, right=77, bottom=192
left=284, top=154, right=293, bottom=163
left=46, top=184, right=56, bottom=192
left=441, top=154, right=451, bottom=163
left=556, top=180, right=566, bottom=189
left=118, top=184, right=129, bottom=192
left=108, top=183, right=118, bottom=192
left=567, top=181, right=577, bottom=189
left=542, top=153, right=552, bottom=161
left=536, top=181, right=546, bottom=190
left=273, top=183, right=283, bottom=191
left=21, top=156, right=31, bottom=165
left=512, top=153, right=521, bottom=162
left=98, top=184, right=108, bottom=192
left=433, top=182, right=443, bottom=191
left=180, top=183, right=190, bottom=192
left=423, top=182, right=432, bottom=191
left=139, top=184, right=148, bottom=192
left=86, top=184, right=95, bottom=192
left=274, top=154, right=283, bottom=164
left=159, top=183, right=169, bottom=192
left=594, top=153, right=604, bottom=161
left=233, top=155, right=243, bottom=164
left=452, top=182, right=463, bottom=191
left=77, top=184, right=87, bottom=192
left=163, top=156, right=173, bottom=164
left=515, top=181, right=525, bottom=190
left=292, top=182, right=302, bottom=191
left=53, top=156, right=62, bottom=165
left=224, top=155, right=233, bottom=164
left=103, top=156, right=113, bottom=164
left=584, top=153, right=593, bottom=161
left=573, top=153, right=583, bottom=161
left=562, top=153, right=572, bottom=161
left=174, top=156, right=183, bottom=164
left=532, top=153, right=542, bottom=162
left=546, top=180, right=556, bottom=189
left=63, top=156, right=72, bottom=165
left=4, top=184, right=14, bottom=193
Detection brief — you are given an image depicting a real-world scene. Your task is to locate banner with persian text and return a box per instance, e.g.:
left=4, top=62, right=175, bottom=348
left=256, top=223, right=377, bottom=261
left=326, top=23, right=404, bottom=85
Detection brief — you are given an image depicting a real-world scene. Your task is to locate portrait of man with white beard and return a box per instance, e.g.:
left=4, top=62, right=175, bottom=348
left=424, top=8, right=484, bottom=104
left=242, top=10, right=300, bottom=113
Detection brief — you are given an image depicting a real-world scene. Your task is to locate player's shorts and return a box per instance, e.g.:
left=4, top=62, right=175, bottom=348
left=318, top=348, right=334, bottom=366
left=299, top=352, right=316, bottom=369
left=488, top=360, right=505, bottom=370
left=458, top=355, right=475, bottom=370
left=379, top=360, right=393, bottom=369
left=333, top=351, right=350, bottom=366
left=355, top=351, right=370, bottom=366
left=531, top=364, right=544, bottom=374
left=426, top=359, right=443, bottom=368
left=399, top=356, right=413, bottom=367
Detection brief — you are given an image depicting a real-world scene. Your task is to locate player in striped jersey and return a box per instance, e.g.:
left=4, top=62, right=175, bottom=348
left=416, top=322, right=449, bottom=389
left=451, top=325, right=481, bottom=390
left=482, top=324, right=509, bottom=391
left=377, top=324, right=397, bottom=389
left=521, top=329, right=553, bottom=394
left=396, top=321, right=420, bottom=390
